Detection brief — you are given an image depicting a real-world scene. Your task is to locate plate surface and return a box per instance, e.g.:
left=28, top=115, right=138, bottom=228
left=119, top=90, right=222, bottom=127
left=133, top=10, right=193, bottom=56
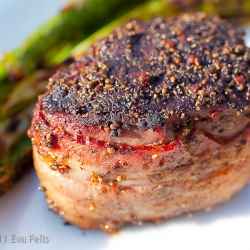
left=1, top=1, right=250, bottom=250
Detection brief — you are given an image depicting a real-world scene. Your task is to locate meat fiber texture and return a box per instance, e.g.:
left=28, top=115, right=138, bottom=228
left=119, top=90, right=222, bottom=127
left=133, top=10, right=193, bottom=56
left=28, top=13, right=250, bottom=233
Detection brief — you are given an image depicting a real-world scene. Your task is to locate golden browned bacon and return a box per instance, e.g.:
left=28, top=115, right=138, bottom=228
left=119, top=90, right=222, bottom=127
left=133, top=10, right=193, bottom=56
left=29, top=13, right=250, bottom=233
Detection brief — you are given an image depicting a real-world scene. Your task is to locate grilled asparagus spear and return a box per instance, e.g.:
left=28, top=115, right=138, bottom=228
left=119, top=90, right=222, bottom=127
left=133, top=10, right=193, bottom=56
left=1, top=0, right=250, bottom=194
left=0, top=106, right=33, bottom=194
left=0, top=0, right=148, bottom=103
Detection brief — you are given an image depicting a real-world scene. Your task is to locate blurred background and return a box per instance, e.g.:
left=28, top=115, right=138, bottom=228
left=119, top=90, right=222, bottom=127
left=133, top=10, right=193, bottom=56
left=0, top=0, right=69, bottom=52
left=1, top=0, right=250, bottom=52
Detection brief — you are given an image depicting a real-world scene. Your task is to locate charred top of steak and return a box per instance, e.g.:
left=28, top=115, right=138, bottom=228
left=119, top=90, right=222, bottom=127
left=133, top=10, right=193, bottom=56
left=41, top=13, right=250, bottom=131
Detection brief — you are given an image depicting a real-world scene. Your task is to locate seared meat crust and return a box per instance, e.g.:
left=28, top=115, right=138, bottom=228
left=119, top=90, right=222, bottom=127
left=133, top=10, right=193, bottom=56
left=29, top=13, right=250, bottom=232
left=42, top=13, right=250, bottom=134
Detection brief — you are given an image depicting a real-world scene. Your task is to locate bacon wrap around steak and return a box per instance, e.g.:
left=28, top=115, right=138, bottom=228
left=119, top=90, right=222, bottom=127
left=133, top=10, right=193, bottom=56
left=28, top=13, right=250, bottom=233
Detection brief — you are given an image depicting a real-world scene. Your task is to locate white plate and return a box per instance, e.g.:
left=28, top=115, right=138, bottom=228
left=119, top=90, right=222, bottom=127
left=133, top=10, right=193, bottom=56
left=1, top=1, right=250, bottom=250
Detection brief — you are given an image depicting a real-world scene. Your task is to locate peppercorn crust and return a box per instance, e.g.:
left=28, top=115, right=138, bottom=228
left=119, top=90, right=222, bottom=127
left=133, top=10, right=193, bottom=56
left=42, top=12, right=250, bottom=131
left=29, top=13, right=250, bottom=233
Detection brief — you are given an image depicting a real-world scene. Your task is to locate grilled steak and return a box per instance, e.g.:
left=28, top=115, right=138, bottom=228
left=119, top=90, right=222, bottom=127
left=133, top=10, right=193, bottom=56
left=28, top=13, right=250, bottom=233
